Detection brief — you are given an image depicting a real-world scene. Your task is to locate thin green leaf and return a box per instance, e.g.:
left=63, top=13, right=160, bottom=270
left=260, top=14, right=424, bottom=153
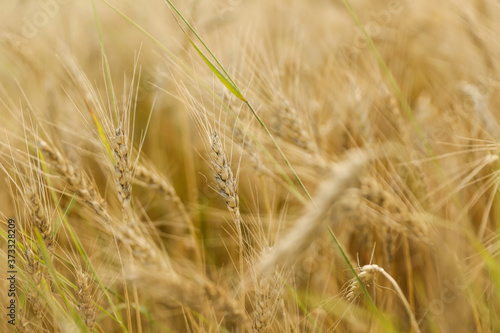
left=187, top=37, right=246, bottom=102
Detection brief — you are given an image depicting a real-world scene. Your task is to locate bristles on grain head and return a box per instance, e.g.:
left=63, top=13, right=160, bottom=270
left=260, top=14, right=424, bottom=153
left=125, top=267, right=249, bottom=329
left=76, top=269, right=97, bottom=332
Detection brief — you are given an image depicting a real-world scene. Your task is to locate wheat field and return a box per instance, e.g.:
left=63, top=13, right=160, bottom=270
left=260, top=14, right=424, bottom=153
left=1, top=0, right=499, bottom=332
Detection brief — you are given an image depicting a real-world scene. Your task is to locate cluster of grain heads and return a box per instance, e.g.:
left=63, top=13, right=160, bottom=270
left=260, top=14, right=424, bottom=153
left=37, top=138, right=171, bottom=269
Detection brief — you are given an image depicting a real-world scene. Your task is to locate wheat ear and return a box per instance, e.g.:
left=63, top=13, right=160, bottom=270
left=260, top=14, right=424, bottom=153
left=253, top=269, right=282, bottom=333
left=26, top=187, right=54, bottom=255
left=133, top=164, right=201, bottom=265
left=113, top=125, right=132, bottom=211
left=210, top=131, right=244, bottom=252
left=256, top=149, right=369, bottom=276
left=38, top=138, right=168, bottom=268
left=75, top=268, right=97, bottom=332
left=346, top=264, right=421, bottom=333
left=23, top=246, right=44, bottom=324
left=37, top=139, right=110, bottom=224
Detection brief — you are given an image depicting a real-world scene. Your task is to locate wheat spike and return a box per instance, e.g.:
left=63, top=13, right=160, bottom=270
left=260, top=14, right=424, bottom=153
left=344, top=264, right=422, bottom=333
left=25, top=186, right=54, bottom=255
left=256, top=149, right=369, bottom=276
left=113, top=125, right=132, bottom=210
left=210, top=131, right=244, bottom=249
left=37, top=139, right=110, bottom=224
left=76, top=269, right=97, bottom=332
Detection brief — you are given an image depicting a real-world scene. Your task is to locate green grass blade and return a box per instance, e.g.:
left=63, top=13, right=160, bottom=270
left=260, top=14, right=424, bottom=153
left=162, top=0, right=240, bottom=91
left=187, top=37, right=246, bottom=102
